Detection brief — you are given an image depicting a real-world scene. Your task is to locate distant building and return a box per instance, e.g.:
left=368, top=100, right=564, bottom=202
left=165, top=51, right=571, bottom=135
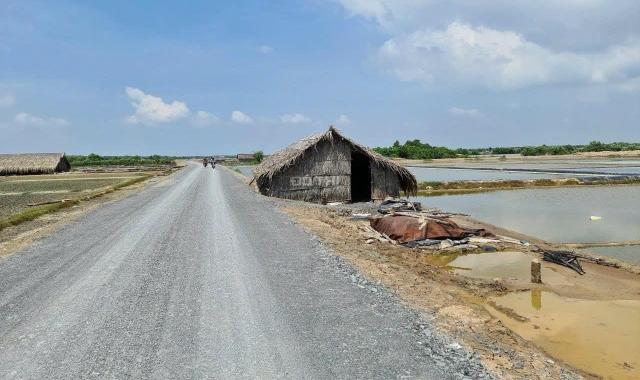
left=213, top=155, right=227, bottom=163
left=253, top=127, right=417, bottom=203
left=236, top=153, right=255, bottom=162
left=0, top=153, right=71, bottom=175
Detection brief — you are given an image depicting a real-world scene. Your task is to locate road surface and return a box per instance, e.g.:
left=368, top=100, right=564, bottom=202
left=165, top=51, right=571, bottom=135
left=0, top=164, right=483, bottom=379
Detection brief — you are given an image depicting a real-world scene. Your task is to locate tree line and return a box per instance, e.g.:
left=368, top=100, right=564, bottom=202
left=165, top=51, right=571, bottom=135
left=67, top=154, right=177, bottom=166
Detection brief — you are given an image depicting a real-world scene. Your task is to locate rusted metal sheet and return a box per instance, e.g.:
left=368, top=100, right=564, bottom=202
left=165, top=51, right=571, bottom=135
left=370, top=215, right=492, bottom=243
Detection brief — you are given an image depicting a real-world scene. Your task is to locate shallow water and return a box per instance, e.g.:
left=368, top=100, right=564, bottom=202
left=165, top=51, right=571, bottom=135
left=580, top=245, right=640, bottom=265
left=414, top=186, right=640, bottom=245
left=427, top=159, right=640, bottom=170
left=408, top=159, right=640, bottom=181
left=235, top=166, right=255, bottom=178
left=487, top=291, right=640, bottom=380
left=449, top=251, right=572, bottom=285
left=407, top=167, right=573, bottom=182
left=568, top=166, right=640, bottom=175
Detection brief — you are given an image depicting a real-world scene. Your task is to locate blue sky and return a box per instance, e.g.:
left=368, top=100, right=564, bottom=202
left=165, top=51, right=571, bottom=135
left=1, top=0, right=639, bottom=155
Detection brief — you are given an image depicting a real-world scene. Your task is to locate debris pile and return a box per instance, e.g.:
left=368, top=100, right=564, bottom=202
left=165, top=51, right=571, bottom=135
left=539, top=248, right=585, bottom=275
left=377, top=199, right=422, bottom=214
left=362, top=199, right=530, bottom=253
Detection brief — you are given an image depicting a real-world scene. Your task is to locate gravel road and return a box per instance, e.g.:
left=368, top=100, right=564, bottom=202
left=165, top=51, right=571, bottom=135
left=0, top=163, right=489, bottom=379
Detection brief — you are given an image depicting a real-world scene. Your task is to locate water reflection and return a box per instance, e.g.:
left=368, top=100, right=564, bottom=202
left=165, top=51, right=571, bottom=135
left=530, top=289, right=542, bottom=310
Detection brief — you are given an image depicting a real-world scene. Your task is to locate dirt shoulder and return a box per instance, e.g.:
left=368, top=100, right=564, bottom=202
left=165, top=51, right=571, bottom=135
left=282, top=203, right=640, bottom=379
left=0, top=166, right=183, bottom=258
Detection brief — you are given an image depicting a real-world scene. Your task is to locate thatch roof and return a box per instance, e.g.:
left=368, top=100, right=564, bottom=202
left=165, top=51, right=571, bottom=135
left=236, top=153, right=255, bottom=160
left=0, top=153, right=70, bottom=175
left=253, top=127, right=417, bottom=194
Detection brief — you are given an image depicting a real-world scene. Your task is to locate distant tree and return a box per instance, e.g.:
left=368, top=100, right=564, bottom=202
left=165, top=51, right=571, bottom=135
left=374, top=140, right=458, bottom=159
left=253, top=151, right=264, bottom=163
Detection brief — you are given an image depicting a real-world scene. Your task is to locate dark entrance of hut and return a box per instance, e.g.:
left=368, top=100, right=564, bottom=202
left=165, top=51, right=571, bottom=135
left=350, top=150, right=372, bottom=202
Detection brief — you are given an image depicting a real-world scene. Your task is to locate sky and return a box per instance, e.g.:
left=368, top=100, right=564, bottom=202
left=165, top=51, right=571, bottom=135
left=1, top=0, right=639, bottom=155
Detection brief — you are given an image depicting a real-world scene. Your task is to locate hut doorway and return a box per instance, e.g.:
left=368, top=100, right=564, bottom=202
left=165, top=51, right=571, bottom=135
left=350, top=150, right=372, bottom=202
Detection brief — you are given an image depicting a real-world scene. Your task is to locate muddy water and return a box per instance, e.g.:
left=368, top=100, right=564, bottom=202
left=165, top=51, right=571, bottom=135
left=414, top=185, right=640, bottom=245
left=448, top=251, right=573, bottom=285
left=487, top=291, right=640, bottom=379
left=581, top=245, right=640, bottom=265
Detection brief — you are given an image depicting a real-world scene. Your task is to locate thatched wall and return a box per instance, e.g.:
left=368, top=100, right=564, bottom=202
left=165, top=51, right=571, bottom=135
left=264, top=139, right=352, bottom=202
left=0, top=153, right=70, bottom=176
left=371, top=161, right=401, bottom=200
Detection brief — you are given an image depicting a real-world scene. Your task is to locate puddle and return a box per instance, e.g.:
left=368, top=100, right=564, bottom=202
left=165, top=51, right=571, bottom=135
left=420, top=252, right=460, bottom=267
left=448, top=251, right=573, bottom=286
left=487, top=291, right=640, bottom=379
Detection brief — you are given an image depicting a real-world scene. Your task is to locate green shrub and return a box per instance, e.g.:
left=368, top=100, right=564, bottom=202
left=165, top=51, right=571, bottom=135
left=68, top=154, right=176, bottom=167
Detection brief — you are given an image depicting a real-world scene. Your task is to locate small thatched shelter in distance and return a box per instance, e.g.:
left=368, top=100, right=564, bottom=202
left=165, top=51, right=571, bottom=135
left=253, top=127, right=417, bottom=203
left=236, top=153, right=255, bottom=162
left=0, top=153, right=71, bottom=175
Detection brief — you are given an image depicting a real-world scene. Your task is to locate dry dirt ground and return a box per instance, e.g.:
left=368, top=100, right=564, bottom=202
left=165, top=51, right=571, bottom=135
left=281, top=203, right=640, bottom=380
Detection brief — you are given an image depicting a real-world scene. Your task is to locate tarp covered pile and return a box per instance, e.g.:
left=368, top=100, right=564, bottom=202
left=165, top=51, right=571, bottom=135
left=370, top=215, right=493, bottom=244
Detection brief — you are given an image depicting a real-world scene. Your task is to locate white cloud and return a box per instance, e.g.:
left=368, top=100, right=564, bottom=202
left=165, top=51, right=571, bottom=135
left=230, top=110, right=253, bottom=124
left=336, top=114, right=351, bottom=124
left=336, top=1, right=640, bottom=49
left=379, top=22, right=640, bottom=90
left=337, top=1, right=640, bottom=90
left=14, top=112, right=68, bottom=126
left=125, top=87, right=189, bottom=125
left=0, top=94, right=15, bottom=107
left=449, top=107, right=482, bottom=118
left=192, top=111, right=220, bottom=127
left=258, top=45, right=274, bottom=54
left=337, top=0, right=394, bottom=25
left=280, top=113, right=311, bottom=124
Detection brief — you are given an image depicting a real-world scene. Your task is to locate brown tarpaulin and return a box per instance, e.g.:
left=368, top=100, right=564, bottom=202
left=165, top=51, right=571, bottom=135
left=370, top=215, right=493, bottom=243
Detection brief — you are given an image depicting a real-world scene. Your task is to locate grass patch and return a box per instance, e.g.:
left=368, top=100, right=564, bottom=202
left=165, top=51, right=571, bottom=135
left=0, top=201, right=78, bottom=230
left=111, top=174, right=153, bottom=190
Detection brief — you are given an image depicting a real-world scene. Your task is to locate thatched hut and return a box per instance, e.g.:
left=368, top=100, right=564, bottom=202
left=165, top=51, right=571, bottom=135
left=253, top=127, right=417, bottom=202
left=0, top=153, right=71, bottom=175
left=236, top=153, right=255, bottom=162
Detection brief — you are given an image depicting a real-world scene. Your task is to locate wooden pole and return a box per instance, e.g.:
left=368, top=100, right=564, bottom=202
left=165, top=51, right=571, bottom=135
left=531, top=259, right=542, bottom=283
